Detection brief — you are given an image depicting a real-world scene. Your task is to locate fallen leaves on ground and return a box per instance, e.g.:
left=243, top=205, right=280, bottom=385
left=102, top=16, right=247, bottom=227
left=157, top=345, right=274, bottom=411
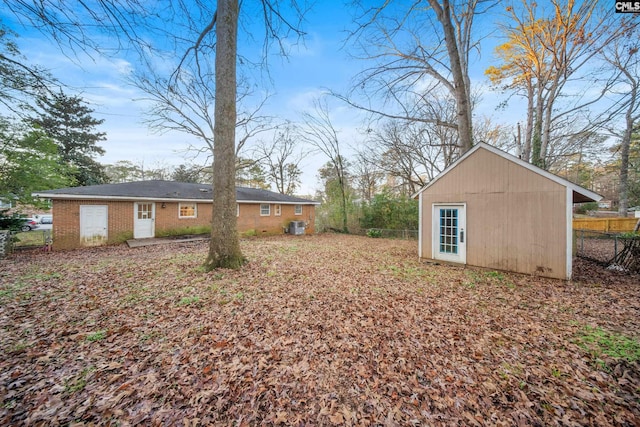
left=1, top=234, right=639, bottom=426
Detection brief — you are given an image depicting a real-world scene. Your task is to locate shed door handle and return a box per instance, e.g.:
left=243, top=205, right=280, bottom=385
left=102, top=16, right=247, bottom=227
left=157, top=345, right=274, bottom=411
left=460, top=229, right=464, bottom=243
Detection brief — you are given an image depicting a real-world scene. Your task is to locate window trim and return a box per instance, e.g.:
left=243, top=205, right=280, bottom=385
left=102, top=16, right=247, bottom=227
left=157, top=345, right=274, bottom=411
left=274, top=204, right=282, bottom=216
left=260, top=203, right=271, bottom=216
left=179, top=202, right=197, bottom=219
left=294, top=204, right=303, bottom=215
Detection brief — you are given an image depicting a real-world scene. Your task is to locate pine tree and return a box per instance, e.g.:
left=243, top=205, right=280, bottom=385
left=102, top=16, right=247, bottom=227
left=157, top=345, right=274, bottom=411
left=31, top=91, right=107, bottom=186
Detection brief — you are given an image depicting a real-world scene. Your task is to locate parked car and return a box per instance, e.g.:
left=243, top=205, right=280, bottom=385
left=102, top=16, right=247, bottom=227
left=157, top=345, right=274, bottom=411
left=39, top=215, right=53, bottom=224
left=20, top=218, right=39, bottom=232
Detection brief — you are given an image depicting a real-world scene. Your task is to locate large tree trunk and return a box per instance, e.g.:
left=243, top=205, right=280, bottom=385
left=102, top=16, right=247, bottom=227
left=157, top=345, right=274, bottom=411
left=429, top=0, right=473, bottom=154
left=523, top=81, right=534, bottom=162
left=618, top=116, right=632, bottom=217
left=532, top=80, right=544, bottom=168
left=618, top=67, right=638, bottom=217
left=205, top=0, right=246, bottom=270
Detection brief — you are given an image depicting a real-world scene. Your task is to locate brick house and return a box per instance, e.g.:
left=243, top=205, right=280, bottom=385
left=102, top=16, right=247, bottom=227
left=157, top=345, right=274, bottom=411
left=32, top=181, right=319, bottom=250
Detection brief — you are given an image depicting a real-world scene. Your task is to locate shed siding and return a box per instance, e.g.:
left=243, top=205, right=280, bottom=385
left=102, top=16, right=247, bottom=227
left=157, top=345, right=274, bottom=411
left=420, top=148, right=567, bottom=279
left=52, top=200, right=316, bottom=250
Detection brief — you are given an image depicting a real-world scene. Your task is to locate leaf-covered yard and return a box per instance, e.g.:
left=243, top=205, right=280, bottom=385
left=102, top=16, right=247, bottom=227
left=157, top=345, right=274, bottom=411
left=1, top=234, right=639, bottom=426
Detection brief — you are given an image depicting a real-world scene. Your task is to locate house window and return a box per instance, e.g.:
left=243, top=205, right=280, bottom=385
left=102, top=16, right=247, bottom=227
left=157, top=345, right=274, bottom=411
left=179, top=203, right=197, bottom=218
left=260, top=204, right=270, bottom=216
left=274, top=204, right=281, bottom=216
left=294, top=205, right=303, bottom=215
left=137, top=203, right=153, bottom=219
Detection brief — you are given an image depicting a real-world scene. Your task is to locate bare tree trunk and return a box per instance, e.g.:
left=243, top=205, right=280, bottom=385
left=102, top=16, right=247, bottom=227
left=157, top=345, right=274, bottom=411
left=336, top=157, right=349, bottom=233
left=429, top=0, right=473, bottom=153
left=532, top=81, right=544, bottom=168
left=205, top=0, right=245, bottom=270
left=523, top=82, right=534, bottom=162
left=617, top=64, right=639, bottom=217
left=618, top=117, right=633, bottom=217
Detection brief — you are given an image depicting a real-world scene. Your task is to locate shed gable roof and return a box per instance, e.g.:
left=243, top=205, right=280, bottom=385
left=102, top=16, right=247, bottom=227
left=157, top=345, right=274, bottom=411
left=412, top=143, right=601, bottom=203
left=32, top=180, right=320, bottom=204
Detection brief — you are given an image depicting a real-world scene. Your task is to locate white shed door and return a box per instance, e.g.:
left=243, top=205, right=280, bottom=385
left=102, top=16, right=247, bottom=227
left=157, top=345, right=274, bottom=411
left=134, top=202, right=155, bottom=239
left=432, top=204, right=466, bottom=264
left=80, top=205, right=108, bottom=246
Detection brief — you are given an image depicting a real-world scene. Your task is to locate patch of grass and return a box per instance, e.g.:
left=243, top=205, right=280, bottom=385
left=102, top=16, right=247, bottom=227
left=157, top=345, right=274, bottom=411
left=0, top=281, right=28, bottom=304
left=8, top=341, right=28, bottom=355
left=156, top=225, right=211, bottom=238
left=500, top=362, right=524, bottom=379
left=1, top=272, right=61, bottom=304
left=2, top=399, right=16, bottom=409
left=139, top=330, right=163, bottom=342
left=12, top=231, right=47, bottom=248
left=386, top=264, right=431, bottom=281
left=485, top=271, right=515, bottom=289
left=485, top=270, right=505, bottom=280
left=25, top=271, right=62, bottom=281
left=575, top=325, right=640, bottom=363
left=242, top=229, right=257, bottom=237
left=463, top=270, right=515, bottom=289
left=65, top=367, right=95, bottom=394
left=463, top=271, right=482, bottom=288
left=178, top=296, right=201, bottom=306
left=278, top=244, right=299, bottom=253
left=86, top=330, right=107, bottom=342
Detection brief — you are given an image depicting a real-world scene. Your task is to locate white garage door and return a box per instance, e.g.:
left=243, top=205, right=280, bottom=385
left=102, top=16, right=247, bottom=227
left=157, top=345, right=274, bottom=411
left=80, top=205, right=108, bottom=246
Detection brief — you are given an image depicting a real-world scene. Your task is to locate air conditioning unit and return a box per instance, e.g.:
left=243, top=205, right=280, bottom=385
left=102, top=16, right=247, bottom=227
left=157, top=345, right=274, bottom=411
left=289, top=221, right=306, bottom=235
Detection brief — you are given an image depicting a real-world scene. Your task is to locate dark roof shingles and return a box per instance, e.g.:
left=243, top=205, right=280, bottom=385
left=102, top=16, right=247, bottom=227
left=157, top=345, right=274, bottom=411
left=35, top=180, right=317, bottom=203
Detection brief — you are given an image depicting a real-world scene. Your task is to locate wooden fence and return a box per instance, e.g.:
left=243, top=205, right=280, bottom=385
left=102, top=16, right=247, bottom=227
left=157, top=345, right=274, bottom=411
left=572, top=217, right=639, bottom=233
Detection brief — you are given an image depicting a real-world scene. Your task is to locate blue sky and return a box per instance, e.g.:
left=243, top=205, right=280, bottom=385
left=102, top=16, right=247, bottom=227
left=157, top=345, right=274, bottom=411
left=2, top=2, right=524, bottom=194
left=2, top=2, right=382, bottom=193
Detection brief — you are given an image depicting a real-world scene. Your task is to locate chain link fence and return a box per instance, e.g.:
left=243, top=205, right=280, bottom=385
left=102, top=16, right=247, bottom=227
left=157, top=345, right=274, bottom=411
left=13, top=229, right=52, bottom=250
left=365, top=228, right=418, bottom=240
left=575, top=229, right=640, bottom=273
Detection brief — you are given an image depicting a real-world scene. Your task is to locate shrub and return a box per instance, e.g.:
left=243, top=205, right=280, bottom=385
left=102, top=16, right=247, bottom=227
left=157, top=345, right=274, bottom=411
left=0, top=210, right=26, bottom=231
left=575, top=202, right=598, bottom=215
left=359, top=192, right=418, bottom=230
left=367, top=229, right=383, bottom=238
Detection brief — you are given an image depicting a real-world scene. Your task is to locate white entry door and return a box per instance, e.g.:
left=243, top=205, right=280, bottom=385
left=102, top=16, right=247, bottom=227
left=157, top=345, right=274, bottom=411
left=80, top=205, right=108, bottom=246
left=134, top=202, right=155, bottom=239
left=432, top=204, right=466, bottom=264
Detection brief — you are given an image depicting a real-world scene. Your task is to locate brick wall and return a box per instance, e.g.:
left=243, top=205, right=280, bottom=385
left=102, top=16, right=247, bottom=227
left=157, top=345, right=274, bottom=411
left=155, top=202, right=213, bottom=235
left=51, top=199, right=316, bottom=249
left=237, top=203, right=316, bottom=235
left=52, top=200, right=136, bottom=250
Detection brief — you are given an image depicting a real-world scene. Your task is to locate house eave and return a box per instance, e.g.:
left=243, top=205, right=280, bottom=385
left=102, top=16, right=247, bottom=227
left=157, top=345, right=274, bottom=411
left=241, top=200, right=321, bottom=205
left=31, top=193, right=211, bottom=203
left=32, top=193, right=322, bottom=205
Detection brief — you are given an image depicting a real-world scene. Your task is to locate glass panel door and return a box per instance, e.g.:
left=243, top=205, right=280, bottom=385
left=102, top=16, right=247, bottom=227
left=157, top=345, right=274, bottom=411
left=432, top=204, right=466, bottom=264
left=439, top=208, right=458, bottom=254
